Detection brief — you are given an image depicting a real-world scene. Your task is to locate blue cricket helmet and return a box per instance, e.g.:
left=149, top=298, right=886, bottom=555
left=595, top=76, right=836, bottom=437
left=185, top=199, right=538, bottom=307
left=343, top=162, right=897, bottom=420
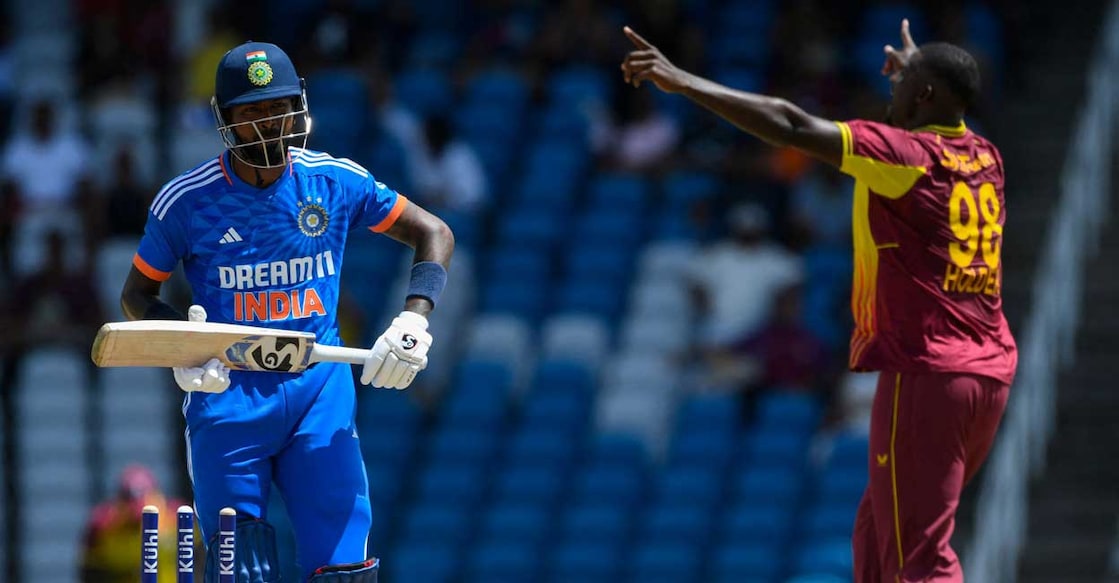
left=211, top=41, right=312, bottom=168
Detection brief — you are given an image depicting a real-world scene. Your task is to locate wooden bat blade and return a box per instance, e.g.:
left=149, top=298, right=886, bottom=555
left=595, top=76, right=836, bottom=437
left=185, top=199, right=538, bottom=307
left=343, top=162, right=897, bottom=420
left=91, top=321, right=318, bottom=372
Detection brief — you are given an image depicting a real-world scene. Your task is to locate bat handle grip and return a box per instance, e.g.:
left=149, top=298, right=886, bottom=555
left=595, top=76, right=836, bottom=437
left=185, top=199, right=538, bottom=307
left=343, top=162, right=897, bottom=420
left=309, top=344, right=370, bottom=366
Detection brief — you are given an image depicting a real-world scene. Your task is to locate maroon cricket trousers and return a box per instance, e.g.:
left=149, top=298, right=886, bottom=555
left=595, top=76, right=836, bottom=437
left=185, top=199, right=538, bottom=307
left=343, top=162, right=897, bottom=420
left=852, top=371, right=1010, bottom=582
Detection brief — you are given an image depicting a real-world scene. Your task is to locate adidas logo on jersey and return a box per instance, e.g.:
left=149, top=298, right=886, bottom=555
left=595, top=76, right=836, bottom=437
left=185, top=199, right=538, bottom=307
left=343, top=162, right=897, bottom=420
left=218, top=227, right=244, bottom=245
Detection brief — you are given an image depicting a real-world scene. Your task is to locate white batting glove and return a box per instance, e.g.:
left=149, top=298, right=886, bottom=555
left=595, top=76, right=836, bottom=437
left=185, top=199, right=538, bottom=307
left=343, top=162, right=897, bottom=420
left=172, top=305, right=231, bottom=394
left=361, top=311, right=432, bottom=389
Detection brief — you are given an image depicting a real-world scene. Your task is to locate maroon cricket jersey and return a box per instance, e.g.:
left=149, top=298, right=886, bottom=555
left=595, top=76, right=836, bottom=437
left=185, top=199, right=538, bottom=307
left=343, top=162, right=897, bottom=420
left=835, top=120, right=1018, bottom=385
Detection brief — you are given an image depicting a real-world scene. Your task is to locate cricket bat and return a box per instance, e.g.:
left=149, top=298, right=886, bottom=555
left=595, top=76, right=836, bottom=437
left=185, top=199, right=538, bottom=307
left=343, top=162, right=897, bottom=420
left=91, top=320, right=369, bottom=373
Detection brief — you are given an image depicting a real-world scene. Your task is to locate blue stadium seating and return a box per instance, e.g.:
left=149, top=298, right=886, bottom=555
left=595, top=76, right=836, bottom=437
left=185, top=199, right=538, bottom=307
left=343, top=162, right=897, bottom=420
left=585, top=432, right=648, bottom=466
left=802, top=501, right=858, bottom=540
left=588, top=173, right=652, bottom=213
left=388, top=540, right=459, bottom=583
left=571, top=464, right=647, bottom=508
left=547, top=65, right=612, bottom=105
left=741, top=428, right=813, bottom=469
left=401, top=503, right=475, bottom=547
left=792, top=538, right=854, bottom=579
left=668, top=430, right=737, bottom=469
left=548, top=539, right=624, bottom=582
left=394, top=69, right=454, bottom=117
left=630, top=541, right=704, bottom=583
left=675, top=393, right=741, bottom=433
left=722, top=503, right=796, bottom=545
left=710, top=541, right=786, bottom=583
left=732, top=466, right=805, bottom=510
left=563, top=245, right=635, bottom=287
left=814, top=465, right=868, bottom=508
left=467, top=538, right=542, bottom=581
left=427, top=425, right=501, bottom=466
left=755, top=391, right=824, bottom=433
left=497, top=205, right=567, bottom=246
left=478, top=277, right=550, bottom=323
left=494, top=463, right=567, bottom=505
left=467, top=67, right=531, bottom=108
left=484, top=247, right=552, bottom=283
left=479, top=503, right=553, bottom=543
left=573, top=212, right=646, bottom=249
left=827, top=433, right=870, bottom=469
left=559, top=502, right=632, bottom=542
left=505, top=425, right=580, bottom=468
left=653, top=465, right=724, bottom=508
left=415, top=463, right=488, bottom=507
left=663, top=171, right=721, bottom=207
left=638, top=502, right=715, bottom=543
left=530, top=358, right=596, bottom=395
left=554, top=278, right=626, bottom=322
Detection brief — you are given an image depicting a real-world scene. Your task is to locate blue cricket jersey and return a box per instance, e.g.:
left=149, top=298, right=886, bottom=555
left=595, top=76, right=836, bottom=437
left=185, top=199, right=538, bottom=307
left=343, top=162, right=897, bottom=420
left=134, top=147, right=407, bottom=347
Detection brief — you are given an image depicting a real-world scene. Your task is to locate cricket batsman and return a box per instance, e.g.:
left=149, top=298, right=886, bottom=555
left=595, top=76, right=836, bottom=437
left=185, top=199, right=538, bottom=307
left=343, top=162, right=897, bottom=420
left=621, top=19, right=1018, bottom=582
left=120, top=41, right=454, bottom=581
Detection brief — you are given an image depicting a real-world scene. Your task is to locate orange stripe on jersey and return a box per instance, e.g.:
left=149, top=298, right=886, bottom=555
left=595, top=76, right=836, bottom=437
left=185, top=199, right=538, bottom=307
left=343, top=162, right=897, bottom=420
left=133, top=254, right=172, bottom=282
left=218, top=154, right=233, bottom=185
left=369, top=194, right=409, bottom=233
left=849, top=179, right=879, bottom=368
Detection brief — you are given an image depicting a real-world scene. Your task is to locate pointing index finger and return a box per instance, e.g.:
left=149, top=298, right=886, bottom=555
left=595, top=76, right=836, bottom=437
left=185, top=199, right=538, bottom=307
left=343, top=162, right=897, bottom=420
left=624, top=26, right=654, bottom=50
left=901, top=18, right=916, bottom=49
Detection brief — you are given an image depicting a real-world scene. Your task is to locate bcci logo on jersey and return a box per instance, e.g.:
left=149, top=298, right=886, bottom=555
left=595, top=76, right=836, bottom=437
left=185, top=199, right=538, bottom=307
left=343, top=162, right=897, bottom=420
left=297, top=200, right=329, bottom=237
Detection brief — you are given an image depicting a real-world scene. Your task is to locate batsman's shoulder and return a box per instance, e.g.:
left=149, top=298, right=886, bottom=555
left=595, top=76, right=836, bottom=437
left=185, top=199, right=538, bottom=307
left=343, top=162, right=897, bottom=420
left=289, top=147, right=371, bottom=180
left=149, top=156, right=226, bottom=221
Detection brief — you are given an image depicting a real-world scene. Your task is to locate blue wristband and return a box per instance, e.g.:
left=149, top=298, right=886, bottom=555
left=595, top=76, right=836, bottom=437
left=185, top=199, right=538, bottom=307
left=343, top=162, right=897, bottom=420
left=406, top=261, right=447, bottom=307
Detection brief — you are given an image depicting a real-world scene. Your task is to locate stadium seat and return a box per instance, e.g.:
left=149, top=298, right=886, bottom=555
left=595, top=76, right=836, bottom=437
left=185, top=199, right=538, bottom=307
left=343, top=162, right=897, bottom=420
left=415, top=464, right=488, bottom=507
left=496, top=206, right=566, bottom=248
left=588, top=172, right=652, bottom=212
left=638, top=502, right=715, bottom=543
left=394, top=69, right=454, bottom=116
left=814, top=465, right=868, bottom=508
left=505, top=425, right=580, bottom=468
left=563, top=245, right=635, bottom=287
left=710, top=541, right=786, bottom=582
left=571, top=464, right=647, bottom=508
left=668, top=430, right=736, bottom=469
left=388, top=540, right=458, bottom=583
left=559, top=502, right=633, bottom=542
left=455, top=101, right=522, bottom=143
left=573, top=213, right=646, bottom=250
left=483, top=247, right=552, bottom=283
left=400, top=503, right=475, bottom=547
left=663, top=170, right=720, bottom=204
left=555, top=278, right=626, bottom=322
left=755, top=391, right=824, bottom=433
left=722, top=503, right=797, bottom=545
left=479, top=503, right=553, bottom=543
left=548, top=539, right=624, bottom=582
left=547, top=65, right=612, bottom=104
left=494, top=464, right=566, bottom=505
left=359, top=425, right=417, bottom=471
left=467, top=67, right=531, bottom=108
left=536, top=103, right=590, bottom=142
left=519, top=388, right=592, bottom=436
left=826, top=432, right=870, bottom=469
left=792, top=538, right=854, bottom=579
left=530, top=358, right=596, bottom=395
left=740, top=427, right=813, bottom=470
left=653, top=465, right=724, bottom=508
left=786, top=575, right=850, bottom=583
left=802, top=501, right=859, bottom=540
left=619, top=316, right=692, bottom=358
left=406, top=30, right=462, bottom=69
left=540, top=314, right=611, bottom=373
left=630, top=541, right=703, bottom=583
left=732, top=466, right=806, bottom=509
left=427, top=425, right=501, bottom=466
left=479, top=277, right=550, bottom=323
left=462, top=313, right=535, bottom=389
left=467, top=538, right=542, bottom=581
left=585, top=432, right=649, bottom=467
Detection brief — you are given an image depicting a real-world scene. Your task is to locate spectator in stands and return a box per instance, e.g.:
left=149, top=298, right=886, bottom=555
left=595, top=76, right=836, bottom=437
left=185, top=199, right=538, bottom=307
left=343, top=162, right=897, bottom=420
left=791, top=164, right=854, bottom=247
left=407, top=115, right=489, bottom=215
left=0, top=229, right=104, bottom=396
left=0, top=99, right=95, bottom=275
left=688, top=203, right=804, bottom=349
left=102, top=147, right=150, bottom=239
left=730, top=283, right=835, bottom=394
left=80, top=464, right=191, bottom=582
left=591, top=85, right=680, bottom=172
